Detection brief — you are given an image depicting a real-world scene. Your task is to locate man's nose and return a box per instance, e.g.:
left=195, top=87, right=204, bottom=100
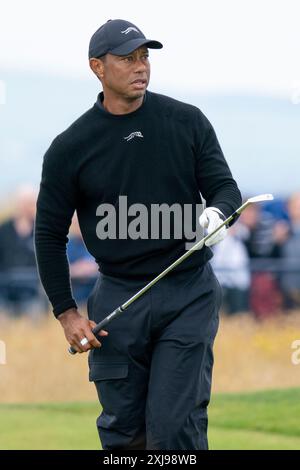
left=134, top=58, right=147, bottom=72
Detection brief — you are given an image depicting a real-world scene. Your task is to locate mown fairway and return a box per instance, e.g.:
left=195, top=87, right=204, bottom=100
left=0, top=388, right=299, bottom=450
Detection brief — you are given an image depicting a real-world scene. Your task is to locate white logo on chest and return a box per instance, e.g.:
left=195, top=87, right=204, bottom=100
left=124, top=131, right=144, bottom=142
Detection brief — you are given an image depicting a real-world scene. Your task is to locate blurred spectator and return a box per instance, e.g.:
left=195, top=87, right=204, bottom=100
left=278, top=192, right=300, bottom=309
left=211, top=223, right=250, bottom=315
left=261, top=198, right=289, bottom=223
left=238, top=203, right=283, bottom=319
left=239, top=203, right=278, bottom=258
left=67, top=214, right=98, bottom=305
left=0, top=185, right=46, bottom=317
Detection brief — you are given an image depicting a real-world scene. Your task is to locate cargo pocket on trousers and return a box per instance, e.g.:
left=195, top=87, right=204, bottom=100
left=89, top=363, right=128, bottom=382
left=89, top=363, right=129, bottom=413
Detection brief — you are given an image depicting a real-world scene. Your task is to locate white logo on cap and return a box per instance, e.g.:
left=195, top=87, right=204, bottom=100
left=124, top=131, right=144, bottom=142
left=121, top=27, right=139, bottom=35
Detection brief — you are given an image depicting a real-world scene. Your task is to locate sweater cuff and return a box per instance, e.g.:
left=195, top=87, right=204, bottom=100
left=212, top=203, right=238, bottom=227
left=53, top=299, right=78, bottom=318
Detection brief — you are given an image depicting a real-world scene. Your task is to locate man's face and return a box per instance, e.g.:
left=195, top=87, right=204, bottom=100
left=92, top=46, right=150, bottom=100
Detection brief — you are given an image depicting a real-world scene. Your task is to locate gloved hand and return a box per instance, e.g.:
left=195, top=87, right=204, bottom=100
left=199, top=207, right=227, bottom=247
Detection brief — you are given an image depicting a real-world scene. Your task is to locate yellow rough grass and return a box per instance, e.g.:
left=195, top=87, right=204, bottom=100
left=0, top=311, right=96, bottom=403
left=0, top=311, right=300, bottom=403
left=213, top=312, right=300, bottom=392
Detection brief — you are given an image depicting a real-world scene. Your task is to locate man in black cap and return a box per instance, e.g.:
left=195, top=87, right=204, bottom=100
left=35, top=19, right=242, bottom=450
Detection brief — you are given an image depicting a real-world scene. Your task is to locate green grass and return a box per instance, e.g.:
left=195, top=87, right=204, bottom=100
left=0, top=388, right=300, bottom=450
left=209, top=388, right=300, bottom=450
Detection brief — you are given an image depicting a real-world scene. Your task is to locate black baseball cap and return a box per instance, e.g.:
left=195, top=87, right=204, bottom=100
left=88, top=19, right=163, bottom=59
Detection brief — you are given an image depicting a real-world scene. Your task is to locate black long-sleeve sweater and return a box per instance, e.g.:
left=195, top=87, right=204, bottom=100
left=34, top=90, right=242, bottom=316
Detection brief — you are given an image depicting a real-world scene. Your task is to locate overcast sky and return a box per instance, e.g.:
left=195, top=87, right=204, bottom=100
left=1, top=0, right=299, bottom=98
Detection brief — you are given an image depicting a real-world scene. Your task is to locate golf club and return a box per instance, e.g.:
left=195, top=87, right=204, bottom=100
left=68, top=193, right=274, bottom=355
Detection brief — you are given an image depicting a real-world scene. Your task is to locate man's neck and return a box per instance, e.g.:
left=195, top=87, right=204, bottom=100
left=101, top=92, right=145, bottom=115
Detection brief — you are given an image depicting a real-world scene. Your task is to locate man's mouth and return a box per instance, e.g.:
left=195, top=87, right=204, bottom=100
left=131, top=78, right=147, bottom=88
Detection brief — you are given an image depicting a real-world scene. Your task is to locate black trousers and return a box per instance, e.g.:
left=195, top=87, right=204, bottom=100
left=87, top=262, right=222, bottom=450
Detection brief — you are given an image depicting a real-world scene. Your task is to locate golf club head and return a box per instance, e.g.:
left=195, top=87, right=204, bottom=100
left=248, top=194, right=274, bottom=204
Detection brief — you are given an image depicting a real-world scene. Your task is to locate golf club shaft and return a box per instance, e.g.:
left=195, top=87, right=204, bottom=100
left=68, top=195, right=271, bottom=354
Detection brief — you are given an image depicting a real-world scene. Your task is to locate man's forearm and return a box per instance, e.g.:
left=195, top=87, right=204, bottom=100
left=35, top=135, right=78, bottom=316
left=34, top=220, right=77, bottom=317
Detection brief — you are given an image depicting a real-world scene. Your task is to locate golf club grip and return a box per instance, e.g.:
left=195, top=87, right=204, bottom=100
left=68, top=306, right=124, bottom=355
left=68, top=345, right=78, bottom=355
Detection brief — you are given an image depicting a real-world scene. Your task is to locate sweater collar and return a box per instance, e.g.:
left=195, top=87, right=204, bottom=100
left=95, top=91, right=148, bottom=118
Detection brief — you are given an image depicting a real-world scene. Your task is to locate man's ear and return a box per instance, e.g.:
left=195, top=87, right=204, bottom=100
left=89, top=58, right=105, bottom=79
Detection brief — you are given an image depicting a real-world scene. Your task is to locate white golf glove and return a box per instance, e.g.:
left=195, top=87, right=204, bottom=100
left=199, top=207, right=227, bottom=247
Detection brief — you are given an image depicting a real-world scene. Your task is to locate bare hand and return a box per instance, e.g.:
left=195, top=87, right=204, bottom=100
left=57, top=308, right=108, bottom=353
